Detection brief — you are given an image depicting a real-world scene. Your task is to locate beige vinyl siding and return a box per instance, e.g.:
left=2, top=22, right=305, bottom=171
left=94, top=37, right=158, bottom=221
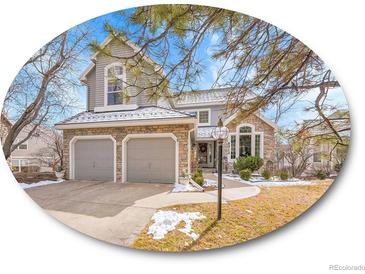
left=135, top=64, right=161, bottom=106
left=176, top=105, right=226, bottom=126
left=86, top=68, right=96, bottom=111
left=11, top=131, right=51, bottom=158
left=88, top=39, right=161, bottom=109
left=95, top=40, right=136, bottom=107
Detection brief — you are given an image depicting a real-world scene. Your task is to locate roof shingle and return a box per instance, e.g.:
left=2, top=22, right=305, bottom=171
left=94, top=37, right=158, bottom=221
left=56, top=106, right=195, bottom=125
left=174, top=88, right=229, bottom=106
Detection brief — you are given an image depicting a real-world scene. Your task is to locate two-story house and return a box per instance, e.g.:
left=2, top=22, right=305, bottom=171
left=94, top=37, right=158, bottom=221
left=0, top=114, right=11, bottom=146
left=303, top=109, right=350, bottom=174
left=55, top=35, right=278, bottom=183
left=1, top=114, right=55, bottom=172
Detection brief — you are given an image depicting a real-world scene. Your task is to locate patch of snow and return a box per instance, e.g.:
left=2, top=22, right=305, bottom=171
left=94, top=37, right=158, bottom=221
left=19, top=180, right=64, bottom=189
left=147, top=210, right=206, bottom=240
left=202, top=178, right=224, bottom=188
left=248, top=180, right=314, bottom=187
left=203, top=179, right=217, bottom=187
left=171, top=183, right=197, bottom=192
left=214, top=173, right=314, bottom=186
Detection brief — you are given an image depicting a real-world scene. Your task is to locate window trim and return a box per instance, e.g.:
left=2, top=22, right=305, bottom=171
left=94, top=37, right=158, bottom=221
left=11, top=158, right=29, bottom=172
left=313, top=152, right=322, bottom=163
left=185, top=108, right=211, bottom=126
left=229, top=133, right=236, bottom=160
left=229, top=123, right=264, bottom=161
left=16, top=139, right=28, bottom=150
left=104, top=62, right=127, bottom=107
left=255, top=132, right=264, bottom=158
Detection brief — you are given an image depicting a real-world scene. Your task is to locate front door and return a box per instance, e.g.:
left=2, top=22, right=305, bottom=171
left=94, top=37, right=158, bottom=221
left=198, top=142, right=214, bottom=168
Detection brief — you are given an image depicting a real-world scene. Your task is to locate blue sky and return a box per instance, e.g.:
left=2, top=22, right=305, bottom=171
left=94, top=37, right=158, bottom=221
left=68, top=9, right=349, bottom=129
left=264, top=87, right=349, bottom=128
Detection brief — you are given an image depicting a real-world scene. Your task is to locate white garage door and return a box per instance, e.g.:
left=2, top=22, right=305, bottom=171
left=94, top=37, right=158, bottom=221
left=127, top=138, right=175, bottom=183
left=74, top=139, right=114, bottom=181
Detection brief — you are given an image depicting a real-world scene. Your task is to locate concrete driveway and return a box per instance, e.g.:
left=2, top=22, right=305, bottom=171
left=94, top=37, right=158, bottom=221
left=25, top=179, right=259, bottom=247
left=25, top=181, right=172, bottom=246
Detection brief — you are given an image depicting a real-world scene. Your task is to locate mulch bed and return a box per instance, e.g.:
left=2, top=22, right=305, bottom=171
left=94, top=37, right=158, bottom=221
left=14, top=172, right=56, bottom=183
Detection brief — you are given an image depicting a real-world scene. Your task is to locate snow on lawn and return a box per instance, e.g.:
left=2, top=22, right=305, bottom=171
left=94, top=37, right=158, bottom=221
left=214, top=173, right=314, bottom=186
left=19, top=180, right=64, bottom=189
left=246, top=178, right=314, bottom=187
left=171, top=183, right=197, bottom=192
left=147, top=210, right=206, bottom=240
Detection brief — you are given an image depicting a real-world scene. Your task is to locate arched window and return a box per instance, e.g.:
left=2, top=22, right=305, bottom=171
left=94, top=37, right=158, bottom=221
left=105, top=63, right=125, bottom=105
left=238, top=125, right=254, bottom=157
left=239, top=126, right=252, bottom=133
left=229, top=124, right=264, bottom=160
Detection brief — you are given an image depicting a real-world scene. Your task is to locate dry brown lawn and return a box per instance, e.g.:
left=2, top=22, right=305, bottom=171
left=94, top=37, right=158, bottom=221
left=133, top=179, right=333, bottom=252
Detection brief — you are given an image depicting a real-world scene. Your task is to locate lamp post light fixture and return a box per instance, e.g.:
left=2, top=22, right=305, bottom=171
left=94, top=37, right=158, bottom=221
left=211, top=118, right=229, bottom=220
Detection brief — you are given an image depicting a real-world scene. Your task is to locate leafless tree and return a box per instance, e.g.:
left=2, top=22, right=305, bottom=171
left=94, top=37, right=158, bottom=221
left=2, top=29, right=89, bottom=159
left=284, top=140, right=313, bottom=177
left=47, top=129, right=64, bottom=168
left=33, top=128, right=64, bottom=169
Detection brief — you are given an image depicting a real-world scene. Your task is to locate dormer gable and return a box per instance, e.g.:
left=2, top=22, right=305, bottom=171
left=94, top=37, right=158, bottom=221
left=80, top=35, right=172, bottom=112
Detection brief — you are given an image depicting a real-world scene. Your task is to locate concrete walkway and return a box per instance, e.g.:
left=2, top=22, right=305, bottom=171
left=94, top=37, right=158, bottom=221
left=25, top=179, right=260, bottom=247
left=133, top=185, right=260, bottom=208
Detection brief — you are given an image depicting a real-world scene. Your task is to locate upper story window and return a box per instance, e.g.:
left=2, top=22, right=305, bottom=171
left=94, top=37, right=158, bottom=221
left=199, top=110, right=209, bottom=124
left=105, top=63, right=125, bottom=106
left=16, top=139, right=28, bottom=150
left=313, top=152, right=321, bottom=163
left=186, top=109, right=210, bottom=125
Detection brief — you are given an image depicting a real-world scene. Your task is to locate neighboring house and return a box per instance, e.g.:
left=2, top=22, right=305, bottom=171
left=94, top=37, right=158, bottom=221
left=0, top=113, right=11, bottom=145
left=55, top=35, right=278, bottom=183
left=278, top=110, right=350, bottom=175
left=0, top=114, right=12, bottom=166
left=0, top=115, right=55, bottom=172
left=10, top=126, right=55, bottom=173
left=305, top=110, right=350, bottom=174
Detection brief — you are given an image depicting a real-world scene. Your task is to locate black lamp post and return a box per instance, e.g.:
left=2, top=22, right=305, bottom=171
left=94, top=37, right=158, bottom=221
left=212, top=118, right=229, bottom=220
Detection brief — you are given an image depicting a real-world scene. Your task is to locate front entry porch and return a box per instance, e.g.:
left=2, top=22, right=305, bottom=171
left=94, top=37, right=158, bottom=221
left=197, top=141, right=216, bottom=169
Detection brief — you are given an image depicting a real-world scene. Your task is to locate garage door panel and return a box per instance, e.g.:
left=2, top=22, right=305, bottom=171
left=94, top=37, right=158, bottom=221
left=74, top=139, right=114, bottom=181
left=127, top=138, right=175, bottom=183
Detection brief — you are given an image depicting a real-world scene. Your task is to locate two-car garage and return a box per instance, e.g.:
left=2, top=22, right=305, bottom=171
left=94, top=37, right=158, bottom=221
left=70, top=134, right=177, bottom=184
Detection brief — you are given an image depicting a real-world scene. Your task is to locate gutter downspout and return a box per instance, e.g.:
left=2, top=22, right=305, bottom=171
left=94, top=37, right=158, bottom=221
left=188, top=128, right=195, bottom=175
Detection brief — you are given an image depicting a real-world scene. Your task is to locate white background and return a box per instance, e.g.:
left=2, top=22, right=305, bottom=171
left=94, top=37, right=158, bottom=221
left=0, top=0, right=363, bottom=273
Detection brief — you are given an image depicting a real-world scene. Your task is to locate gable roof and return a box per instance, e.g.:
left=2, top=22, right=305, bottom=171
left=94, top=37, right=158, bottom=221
left=223, top=111, right=279, bottom=130
left=174, top=87, right=255, bottom=107
left=174, top=88, right=228, bottom=106
left=80, top=34, right=163, bottom=83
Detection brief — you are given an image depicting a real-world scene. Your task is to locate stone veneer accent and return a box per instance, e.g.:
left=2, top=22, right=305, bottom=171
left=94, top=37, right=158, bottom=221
left=223, top=114, right=276, bottom=172
left=190, top=144, right=198, bottom=173
left=63, top=123, right=194, bottom=182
